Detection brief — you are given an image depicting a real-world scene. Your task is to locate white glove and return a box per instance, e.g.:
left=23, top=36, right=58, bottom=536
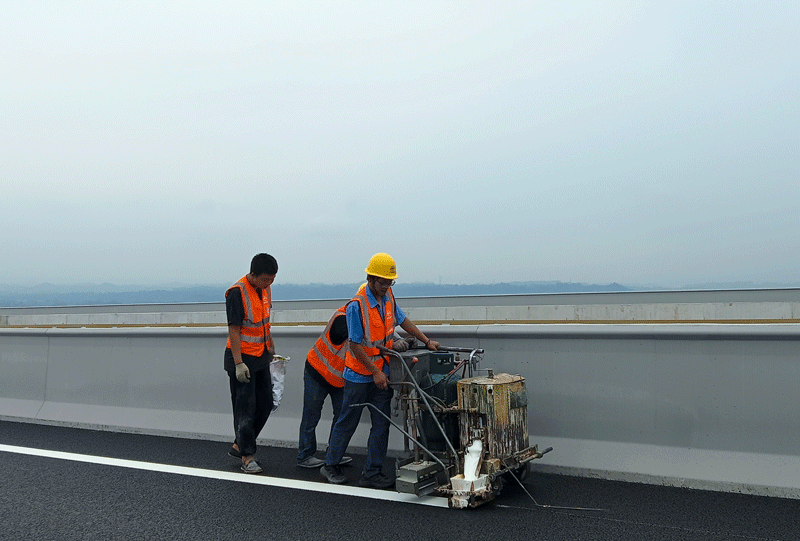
left=235, top=362, right=250, bottom=383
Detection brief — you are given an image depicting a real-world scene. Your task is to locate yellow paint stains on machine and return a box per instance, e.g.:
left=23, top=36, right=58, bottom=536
left=456, top=373, right=529, bottom=472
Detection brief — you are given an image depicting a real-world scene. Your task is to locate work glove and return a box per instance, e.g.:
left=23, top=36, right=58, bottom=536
left=235, top=362, right=250, bottom=383
left=392, top=336, right=415, bottom=352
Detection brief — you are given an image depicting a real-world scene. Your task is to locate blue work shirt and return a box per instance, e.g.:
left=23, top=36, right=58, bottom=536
left=343, top=286, right=406, bottom=383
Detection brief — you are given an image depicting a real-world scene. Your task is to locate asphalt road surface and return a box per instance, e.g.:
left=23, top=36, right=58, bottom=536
left=1, top=420, right=797, bottom=541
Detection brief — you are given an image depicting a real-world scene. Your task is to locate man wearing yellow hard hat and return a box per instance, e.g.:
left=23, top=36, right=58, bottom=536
left=321, top=253, right=440, bottom=488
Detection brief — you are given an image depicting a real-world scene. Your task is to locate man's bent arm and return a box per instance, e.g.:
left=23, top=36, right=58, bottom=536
left=399, top=319, right=440, bottom=350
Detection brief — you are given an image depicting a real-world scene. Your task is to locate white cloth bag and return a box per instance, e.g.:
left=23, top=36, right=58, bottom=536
left=270, top=355, right=289, bottom=411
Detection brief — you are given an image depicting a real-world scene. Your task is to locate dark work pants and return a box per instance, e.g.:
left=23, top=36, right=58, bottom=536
left=228, top=368, right=273, bottom=457
left=297, top=362, right=344, bottom=461
left=325, top=379, right=394, bottom=478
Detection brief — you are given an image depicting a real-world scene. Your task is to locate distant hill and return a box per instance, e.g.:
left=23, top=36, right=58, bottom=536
left=0, top=281, right=634, bottom=308
left=3, top=280, right=799, bottom=308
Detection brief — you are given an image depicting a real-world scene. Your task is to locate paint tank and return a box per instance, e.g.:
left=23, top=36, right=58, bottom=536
left=457, top=373, right=529, bottom=465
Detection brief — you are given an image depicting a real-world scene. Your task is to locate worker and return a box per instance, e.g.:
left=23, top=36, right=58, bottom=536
left=295, top=306, right=352, bottom=468
left=320, top=253, right=439, bottom=488
left=297, top=311, right=415, bottom=468
left=224, top=253, right=278, bottom=474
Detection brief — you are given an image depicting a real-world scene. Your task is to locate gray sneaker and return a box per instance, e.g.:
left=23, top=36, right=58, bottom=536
left=320, top=465, right=347, bottom=484
left=297, top=456, right=325, bottom=469
left=339, top=455, right=353, bottom=466
left=241, top=460, right=263, bottom=474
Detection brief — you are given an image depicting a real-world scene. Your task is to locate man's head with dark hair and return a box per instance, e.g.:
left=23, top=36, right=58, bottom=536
left=250, top=253, right=278, bottom=277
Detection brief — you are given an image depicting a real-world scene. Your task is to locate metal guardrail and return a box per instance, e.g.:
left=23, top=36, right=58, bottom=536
left=4, top=288, right=800, bottom=327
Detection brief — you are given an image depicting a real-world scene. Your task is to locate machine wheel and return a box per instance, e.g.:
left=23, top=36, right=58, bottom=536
left=491, top=476, right=504, bottom=493
left=514, top=463, right=530, bottom=482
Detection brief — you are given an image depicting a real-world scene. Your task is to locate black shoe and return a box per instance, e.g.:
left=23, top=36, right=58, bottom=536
left=228, top=444, right=242, bottom=459
left=358, top=472, right=395, bottom=489
left=320, top=465, right=347, bottom=484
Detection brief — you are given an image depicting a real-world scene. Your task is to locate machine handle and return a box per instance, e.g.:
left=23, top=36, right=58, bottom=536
left=432, top=346, right=485, bottom=354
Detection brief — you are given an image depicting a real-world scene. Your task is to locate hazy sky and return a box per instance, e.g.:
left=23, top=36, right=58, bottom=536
left=2, top=1, right=798, bottom=288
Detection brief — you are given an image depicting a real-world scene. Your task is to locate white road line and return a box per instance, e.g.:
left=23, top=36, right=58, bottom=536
left=0, top=444, right=449, bottom=508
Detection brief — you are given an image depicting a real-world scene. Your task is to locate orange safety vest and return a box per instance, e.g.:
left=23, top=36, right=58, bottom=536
left=225, top=276, right=273, bottom=357
left=306, top=306, right=347, bottom=388
left=344, top=283, right=395, bottom=376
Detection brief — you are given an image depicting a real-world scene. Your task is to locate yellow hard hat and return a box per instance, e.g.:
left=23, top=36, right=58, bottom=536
left=365, top=252, right=398, bottom=280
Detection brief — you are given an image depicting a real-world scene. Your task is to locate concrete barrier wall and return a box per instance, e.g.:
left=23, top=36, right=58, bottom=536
left=2, top=321, right=800, bottom=498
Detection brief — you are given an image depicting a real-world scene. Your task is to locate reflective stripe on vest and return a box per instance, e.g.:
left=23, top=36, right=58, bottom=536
left=225, top=276, right=272, bottom=356
left=306, top=306, right=347, bottom=388
left=344, top=283, right=395, bottom=376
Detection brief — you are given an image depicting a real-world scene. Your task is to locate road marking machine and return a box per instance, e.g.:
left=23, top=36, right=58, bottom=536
left=376, top=343, right=552, bottom=508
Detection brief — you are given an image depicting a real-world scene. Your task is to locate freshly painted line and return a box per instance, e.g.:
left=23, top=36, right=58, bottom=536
left=0, top=444, right=449, bottom=508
